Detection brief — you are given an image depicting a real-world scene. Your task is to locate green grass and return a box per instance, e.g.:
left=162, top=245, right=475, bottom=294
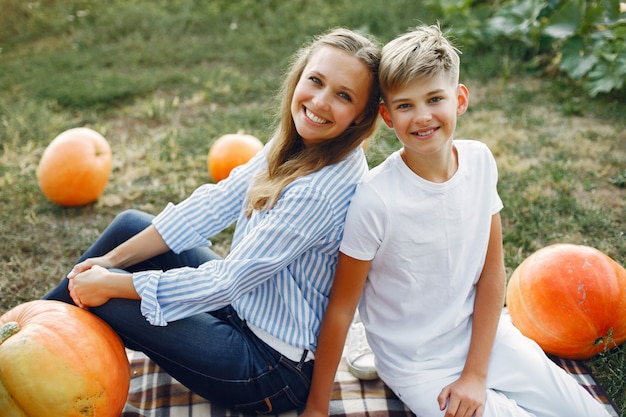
left=1, top=0, right=625, bottom=415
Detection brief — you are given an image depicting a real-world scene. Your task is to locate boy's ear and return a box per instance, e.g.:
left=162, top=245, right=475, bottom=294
left=456, top=84, right=469, bottom=115
left=379, top=103, right=394, bottom=128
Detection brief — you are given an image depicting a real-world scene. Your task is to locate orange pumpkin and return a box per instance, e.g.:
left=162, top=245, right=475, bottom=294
left=37, top=127, right=112, bottom=207
left=506, top=244, right=626, bottom=359
left=207, top=133, right=263, bottom=182
left=0, top=300, right=130, bottom=416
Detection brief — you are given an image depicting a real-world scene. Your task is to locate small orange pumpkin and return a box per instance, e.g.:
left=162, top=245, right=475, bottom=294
left=37, top=127, right=112, bottom=207
left=207, top=133, right=263, bottom=182
left=0, top=300, right=130, bottom=416
left=506, top=244, right=626, bottom=359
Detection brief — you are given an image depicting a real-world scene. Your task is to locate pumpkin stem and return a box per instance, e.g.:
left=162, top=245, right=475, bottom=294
left=0, top=321, right=20, bottom=344
left=593, top=328, right=616, bottom=352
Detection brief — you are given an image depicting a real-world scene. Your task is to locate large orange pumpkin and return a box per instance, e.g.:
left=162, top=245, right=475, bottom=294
left=506, top=243, right=626, bottom=359
left=0, top=300, right=130, bottom=417
left=207, top=133, right=263, bottom=182
left=37, top=127, right=112, bottom=207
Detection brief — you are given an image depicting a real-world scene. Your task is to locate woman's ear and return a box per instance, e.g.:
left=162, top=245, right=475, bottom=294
left=456, top=84, right=469, bottom=115
left=379, top=103, right=394, bottom=128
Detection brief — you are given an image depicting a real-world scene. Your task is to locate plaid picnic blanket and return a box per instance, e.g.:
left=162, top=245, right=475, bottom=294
left=120, top=348, right=619, bottom=417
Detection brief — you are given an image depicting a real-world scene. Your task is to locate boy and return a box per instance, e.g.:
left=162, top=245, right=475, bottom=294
left=302, top=24, right=612, bottom=417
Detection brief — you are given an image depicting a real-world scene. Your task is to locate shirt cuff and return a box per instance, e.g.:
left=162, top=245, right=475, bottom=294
left=133, top=271, right=168, bottom=326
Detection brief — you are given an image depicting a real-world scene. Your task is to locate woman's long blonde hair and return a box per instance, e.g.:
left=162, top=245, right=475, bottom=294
left=245, top=28, right=381, bottom=216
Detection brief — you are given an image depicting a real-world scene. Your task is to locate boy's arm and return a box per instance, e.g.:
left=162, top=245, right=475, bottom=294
left=463, top=212, right=506, bottom=379
left=301, top=252, right=371, bottom=417
left=438, top=213, right=506, bottom=416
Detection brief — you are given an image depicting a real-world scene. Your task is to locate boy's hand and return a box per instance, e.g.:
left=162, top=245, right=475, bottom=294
left=437, top=374, right=486, bottom=417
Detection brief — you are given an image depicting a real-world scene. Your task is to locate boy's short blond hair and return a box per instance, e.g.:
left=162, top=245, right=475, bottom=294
left=379, top=24, right=460, bottom=98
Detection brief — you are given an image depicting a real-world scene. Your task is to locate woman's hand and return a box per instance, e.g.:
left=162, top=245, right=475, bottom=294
left=68, top=265, right=114, bottom=308
left=67, top=256, right=114, bottom=279
left=68, top=263, right=139, bottom=308
left=437, top=373, right=486, bottom=417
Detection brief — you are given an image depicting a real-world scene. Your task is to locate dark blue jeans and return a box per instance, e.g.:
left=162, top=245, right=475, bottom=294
left=43, top=209, right=313, bottom=414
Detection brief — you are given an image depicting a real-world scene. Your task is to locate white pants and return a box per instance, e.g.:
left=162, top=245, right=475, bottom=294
left=389, top=315, right=612, bottom=417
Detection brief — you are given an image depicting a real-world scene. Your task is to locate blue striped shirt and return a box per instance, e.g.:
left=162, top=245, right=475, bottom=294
left=132, top=141, right=368, bottom=351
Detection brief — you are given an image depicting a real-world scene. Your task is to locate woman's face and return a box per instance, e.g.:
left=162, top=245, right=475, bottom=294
left=290, top=47, right=371, bottom=146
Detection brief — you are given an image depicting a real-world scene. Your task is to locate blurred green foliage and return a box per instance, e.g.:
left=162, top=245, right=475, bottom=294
left=427, top=0, right=626, bottom=96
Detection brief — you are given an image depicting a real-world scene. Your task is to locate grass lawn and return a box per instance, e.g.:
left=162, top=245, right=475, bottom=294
left=1, top=0, right=624, bottom=414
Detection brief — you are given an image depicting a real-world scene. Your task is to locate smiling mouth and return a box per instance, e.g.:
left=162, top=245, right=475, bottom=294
left=305, top=108, right=329, bottom=125
left=414, top=128, right=436, bottom=137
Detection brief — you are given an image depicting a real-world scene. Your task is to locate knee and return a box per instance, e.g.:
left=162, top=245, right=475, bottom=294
left=113, top=209, right=152, bottom=224
left=110, top=209, right=154, bottom=233
left=95, top=209, right=156, bottom=247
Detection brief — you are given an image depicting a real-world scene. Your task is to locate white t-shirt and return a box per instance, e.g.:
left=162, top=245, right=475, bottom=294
left=340, top=140, right=503, bottom=386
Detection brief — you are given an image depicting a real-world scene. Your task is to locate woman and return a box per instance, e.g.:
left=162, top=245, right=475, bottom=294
left=44, top=27, right=381, bottom=414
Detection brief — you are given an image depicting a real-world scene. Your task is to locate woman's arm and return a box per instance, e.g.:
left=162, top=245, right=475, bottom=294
left=301, top=252, right=371, bottom=417
left=67, top=147, right=269, bottom=309
left=68, top=224, right=170, bottom=277
left=67, top=225, right=170, bottom=308
left=437, top=213, right=506, bottom=417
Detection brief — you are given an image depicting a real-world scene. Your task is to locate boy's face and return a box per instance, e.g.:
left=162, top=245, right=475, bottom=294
left=379, top=73, right=468, bottom=158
